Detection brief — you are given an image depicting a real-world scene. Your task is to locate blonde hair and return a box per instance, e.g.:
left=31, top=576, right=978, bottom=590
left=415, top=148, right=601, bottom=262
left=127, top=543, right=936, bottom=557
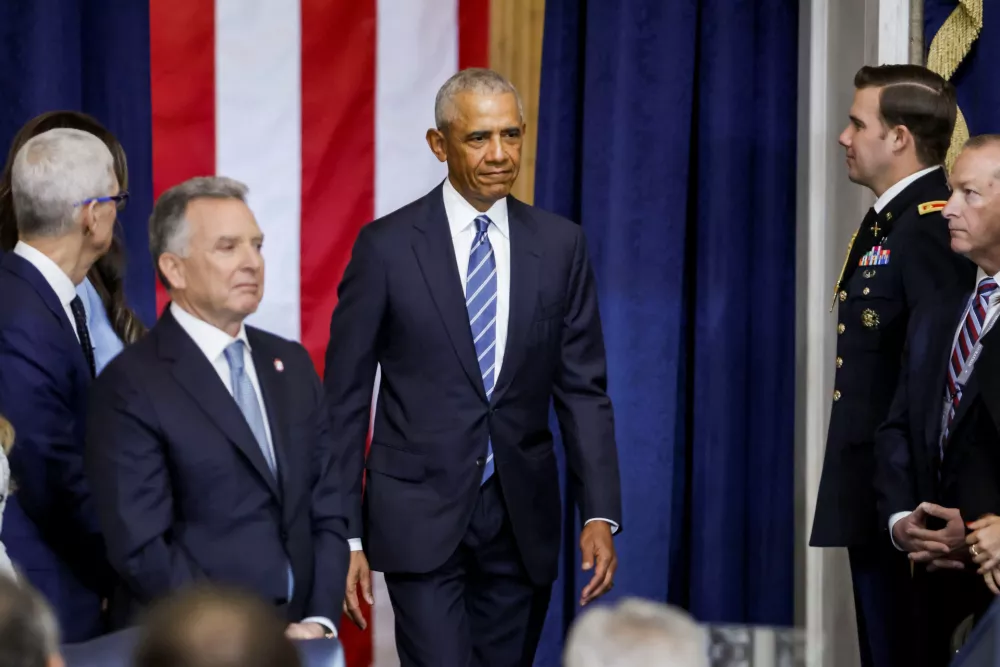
left=0, top=416, right=13, bottom=455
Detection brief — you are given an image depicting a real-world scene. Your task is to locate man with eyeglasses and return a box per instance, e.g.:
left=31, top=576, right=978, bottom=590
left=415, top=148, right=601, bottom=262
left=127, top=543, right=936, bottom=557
left=0, top=127, right=122, bottom=641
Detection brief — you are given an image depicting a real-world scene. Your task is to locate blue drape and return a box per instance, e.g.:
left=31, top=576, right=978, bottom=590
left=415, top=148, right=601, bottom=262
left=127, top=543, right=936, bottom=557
left=0, top=1, right=156, bottom=324
left=533, top=2, right=798, bottom=663
left=924, top=1, right=1000, bottom=135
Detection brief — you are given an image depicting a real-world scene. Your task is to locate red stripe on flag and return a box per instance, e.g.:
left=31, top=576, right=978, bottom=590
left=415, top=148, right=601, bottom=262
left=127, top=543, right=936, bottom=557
left=300, top=1, right=376, bottom=664
left=459, top=0, right=491, bottom=69
left=149, top=0, right=216, bottom=315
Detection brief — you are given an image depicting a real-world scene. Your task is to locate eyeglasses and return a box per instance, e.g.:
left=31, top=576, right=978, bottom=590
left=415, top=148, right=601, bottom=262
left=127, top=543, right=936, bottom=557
left=74, top=191, right=129, bottom=211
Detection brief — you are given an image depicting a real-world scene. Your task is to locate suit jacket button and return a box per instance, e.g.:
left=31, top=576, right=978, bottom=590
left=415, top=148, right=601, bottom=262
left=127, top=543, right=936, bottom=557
left=476, top=457, right=485, bottom=467
left=838, top=323, right=846, bottom=334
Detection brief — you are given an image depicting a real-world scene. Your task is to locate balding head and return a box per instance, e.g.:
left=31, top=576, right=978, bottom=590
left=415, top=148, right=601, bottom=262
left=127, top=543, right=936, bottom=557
left=563, top=598, right=708, bottom=667
left=132, top=587, right=300, bottom=667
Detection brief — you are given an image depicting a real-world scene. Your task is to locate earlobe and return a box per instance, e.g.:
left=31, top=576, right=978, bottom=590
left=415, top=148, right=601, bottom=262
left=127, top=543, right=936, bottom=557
left=425, top=129, right=448, bottom=163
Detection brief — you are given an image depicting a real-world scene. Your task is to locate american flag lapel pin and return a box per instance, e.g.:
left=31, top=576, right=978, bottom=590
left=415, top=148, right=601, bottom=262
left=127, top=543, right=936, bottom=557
left=274, top=358, right=284, bottom=372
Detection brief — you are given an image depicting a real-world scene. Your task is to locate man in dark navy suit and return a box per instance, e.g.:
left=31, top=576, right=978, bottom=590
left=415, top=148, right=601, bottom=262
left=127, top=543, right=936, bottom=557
left=85, top=177, right=349, bottom=640
left=325, top=68, right=623, bottom=666
left=810, top=65, right=975, bottom=667
left=875, top=135, right=1000, bottom=665
left=0, top=128, right=122, bottom=641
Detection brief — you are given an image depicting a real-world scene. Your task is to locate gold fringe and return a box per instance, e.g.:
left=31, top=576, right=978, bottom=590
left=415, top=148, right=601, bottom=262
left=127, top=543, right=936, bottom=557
left=926, top=0, right=983, bottom=170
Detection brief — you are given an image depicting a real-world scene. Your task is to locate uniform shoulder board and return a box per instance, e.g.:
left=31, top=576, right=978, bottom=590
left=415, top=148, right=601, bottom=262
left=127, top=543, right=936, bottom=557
left=918, top=200, right=947, bottom=215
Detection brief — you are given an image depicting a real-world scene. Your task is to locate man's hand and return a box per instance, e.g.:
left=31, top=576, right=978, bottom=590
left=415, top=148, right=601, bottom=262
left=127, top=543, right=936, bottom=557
left=579, top=521, right=616, bottom=607
left=285, top=622, right=327, bottom=640
left=906, top=503, right=966, bottom=565
left=343, top=551, right=373, bottom=630
left=891, top=505, right=928, bottom=553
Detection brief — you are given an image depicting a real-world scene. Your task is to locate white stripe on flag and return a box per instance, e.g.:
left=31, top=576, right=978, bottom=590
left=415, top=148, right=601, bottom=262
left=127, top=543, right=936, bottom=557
left=375, top=0, right=457, bottom=217
left=215, top=0, right=303, bottom=341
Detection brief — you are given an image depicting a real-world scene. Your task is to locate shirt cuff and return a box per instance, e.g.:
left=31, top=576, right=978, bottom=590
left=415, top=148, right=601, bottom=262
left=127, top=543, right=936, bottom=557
left=348, top=538, right=363, bottom=552
left=585, top=518, right=620, bottom=535
left=888, top=511, right=911, bottom=551
left=301, top=616, right=337, bottom=638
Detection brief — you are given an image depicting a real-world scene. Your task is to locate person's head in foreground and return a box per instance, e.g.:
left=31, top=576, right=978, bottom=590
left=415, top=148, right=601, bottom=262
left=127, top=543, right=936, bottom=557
left=563, top=597, right=708, bottom=667
left=944, top=135, right=1000, bottom=274
left=840, top=64, right=956, bottom=197
left=132, top=586, right=301, bottom=667
left=0, top=575, right=64, bottom=667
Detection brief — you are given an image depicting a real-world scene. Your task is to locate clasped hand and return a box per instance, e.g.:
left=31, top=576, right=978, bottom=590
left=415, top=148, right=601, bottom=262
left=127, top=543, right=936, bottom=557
left=966, top=514, right=1000, bottom=594
left=891, top=502, right=967, bottom=571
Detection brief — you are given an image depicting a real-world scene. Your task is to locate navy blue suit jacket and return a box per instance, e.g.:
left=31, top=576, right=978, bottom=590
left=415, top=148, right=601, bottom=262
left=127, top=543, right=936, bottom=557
left=85, top=309, right=350, bottom=628
left=0, top=251, right=112, bottom=642
left=324, top=184, right=622, bottom=585
left=875, top=285, right=1000, bottom=529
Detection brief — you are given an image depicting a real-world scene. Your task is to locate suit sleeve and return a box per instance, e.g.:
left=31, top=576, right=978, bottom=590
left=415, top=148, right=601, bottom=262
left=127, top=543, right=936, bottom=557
left=0, top=317, right=113, bottom=593
left=304, top=350, right=350, bottom=621
left=84, top=364, right=204, bottom=601
left=874, top=323, right=920, bottom=529
left=323, top=226, right=387, bottom=538
left=901, top=221, right=971, bottom=309
left=551, top=226, right=623, bottom=529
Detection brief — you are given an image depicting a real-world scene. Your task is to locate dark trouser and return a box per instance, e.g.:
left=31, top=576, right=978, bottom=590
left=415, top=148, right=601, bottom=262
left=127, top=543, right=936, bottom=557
left=848, top=542, right=920, bottom=667
left=384, top=477, right=552, bottom=667
left=919, top=567, right=994, bottom=667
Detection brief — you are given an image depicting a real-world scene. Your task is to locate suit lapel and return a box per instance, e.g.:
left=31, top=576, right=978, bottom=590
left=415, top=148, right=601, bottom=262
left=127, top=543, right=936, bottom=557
left=2, top=252, right=90, bottom=380
left=925, top=292, right=969, bottom=456
left=411, top=186, right=487, bottom=399
left=492, top=199, right=540, bottom=404
left=157, top=310, right=280, bottom=499
left=249, top=331, right=292, bottom=504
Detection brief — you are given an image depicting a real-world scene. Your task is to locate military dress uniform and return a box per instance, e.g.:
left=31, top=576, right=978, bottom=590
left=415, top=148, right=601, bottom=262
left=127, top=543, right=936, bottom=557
left=810, top=167, right=975, bottom=667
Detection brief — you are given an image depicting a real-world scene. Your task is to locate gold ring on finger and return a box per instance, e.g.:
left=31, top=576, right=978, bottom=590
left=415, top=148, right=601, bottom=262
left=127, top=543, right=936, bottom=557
left=972, top=544, right=981, bottom=557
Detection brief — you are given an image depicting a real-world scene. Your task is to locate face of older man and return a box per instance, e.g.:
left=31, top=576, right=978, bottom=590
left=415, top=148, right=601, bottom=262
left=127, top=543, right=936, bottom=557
left=944, top=143, right=1000, bottom=272
left=165, top=197, right=265, bottom=332
left=428, top=91, right=523, bottom=211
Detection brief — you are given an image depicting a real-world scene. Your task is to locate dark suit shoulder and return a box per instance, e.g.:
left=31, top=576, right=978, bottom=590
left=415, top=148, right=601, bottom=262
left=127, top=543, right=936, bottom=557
left=245, top=326, right=314, bottom=372
left=508, top=197, right=581, bottom=240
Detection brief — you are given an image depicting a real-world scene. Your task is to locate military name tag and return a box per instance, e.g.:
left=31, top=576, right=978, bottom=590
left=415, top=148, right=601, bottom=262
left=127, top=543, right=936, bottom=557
left=859, top=245, right=890, bottom=266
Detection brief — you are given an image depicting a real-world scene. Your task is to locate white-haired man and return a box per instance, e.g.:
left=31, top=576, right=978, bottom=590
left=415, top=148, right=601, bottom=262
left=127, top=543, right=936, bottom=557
left=564, top=598, right=708, bottom=667
left=0, top=127, right=122, bottom=641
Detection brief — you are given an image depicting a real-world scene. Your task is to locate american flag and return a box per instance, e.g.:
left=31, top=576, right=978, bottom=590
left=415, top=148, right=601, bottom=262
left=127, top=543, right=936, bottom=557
left=149, top=1, right=490, bottom=664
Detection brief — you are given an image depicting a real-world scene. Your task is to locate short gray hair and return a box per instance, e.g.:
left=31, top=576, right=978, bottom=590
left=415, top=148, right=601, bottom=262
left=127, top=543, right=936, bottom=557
left=149, top=176, right=249, bottom=287
left=434, top=68, right=524, bottom=130
left=564, top=598, right=709, bottom=667
left=11, top=127, right=115, bottom=238
left=0, top=575, right=62, bottom=667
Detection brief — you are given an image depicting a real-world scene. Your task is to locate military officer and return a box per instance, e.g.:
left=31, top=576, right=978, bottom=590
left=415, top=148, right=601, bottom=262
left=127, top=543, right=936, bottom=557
left=810, top=64, right=975, bottom=667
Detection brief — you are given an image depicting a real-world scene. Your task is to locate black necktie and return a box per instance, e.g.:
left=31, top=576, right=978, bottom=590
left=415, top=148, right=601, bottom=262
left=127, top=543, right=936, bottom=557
left=69, top=296, right=96, bottom=378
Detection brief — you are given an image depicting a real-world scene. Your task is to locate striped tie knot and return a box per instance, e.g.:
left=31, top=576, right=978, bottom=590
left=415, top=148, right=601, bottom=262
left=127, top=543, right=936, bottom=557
left=474, top=214, right=492, bottom=236
left=978, top=276, right=998, bottom=299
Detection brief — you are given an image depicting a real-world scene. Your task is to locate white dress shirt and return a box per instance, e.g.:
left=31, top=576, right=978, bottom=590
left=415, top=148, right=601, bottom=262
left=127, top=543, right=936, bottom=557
left=13, top=241, right=81, bottom=341
left=873, top=166, right=940, bottom=213
left=170, top=304, right=334, bottom=636
left=888, top=266, right=1000, bottom=548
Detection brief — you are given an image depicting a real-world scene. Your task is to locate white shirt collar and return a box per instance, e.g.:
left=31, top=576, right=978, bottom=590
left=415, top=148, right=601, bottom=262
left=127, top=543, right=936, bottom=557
left=874, top=165, right=941, bottom=213
left=12, top=241, right=78, bottom=308
left=441, top=178, right=510, bottom=240
left=170, top=302, right=251, bottom=363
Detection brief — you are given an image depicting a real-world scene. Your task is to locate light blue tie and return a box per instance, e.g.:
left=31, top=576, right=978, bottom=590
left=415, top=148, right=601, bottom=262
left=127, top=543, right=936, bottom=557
left=223, top=341, right=293, bottom=600
left=466, top=215, right=497, bottom=484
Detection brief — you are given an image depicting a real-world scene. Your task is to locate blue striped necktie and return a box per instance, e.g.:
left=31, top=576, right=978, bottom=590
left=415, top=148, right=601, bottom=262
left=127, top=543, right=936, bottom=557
left=466, top=215, right=496, bottom=484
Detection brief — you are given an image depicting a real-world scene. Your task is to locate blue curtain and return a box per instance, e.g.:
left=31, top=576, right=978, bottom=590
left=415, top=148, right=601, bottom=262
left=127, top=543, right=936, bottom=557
left=0, top=0, right=156, bottom=324
left=533, top=1, right=798, bottom=663
left=924, top=1, right=1000, bottom=135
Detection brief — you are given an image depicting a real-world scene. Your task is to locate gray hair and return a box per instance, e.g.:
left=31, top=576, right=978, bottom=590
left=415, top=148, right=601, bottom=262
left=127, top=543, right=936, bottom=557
left=149, top=176, right=249, bottom=287
left=434, top=68, right=524, bottom=130
left=11, top=127, right=115, bottom=238
left=564, top=598, right=709, bottom=667
left=0, top=575, right=62, bottom=667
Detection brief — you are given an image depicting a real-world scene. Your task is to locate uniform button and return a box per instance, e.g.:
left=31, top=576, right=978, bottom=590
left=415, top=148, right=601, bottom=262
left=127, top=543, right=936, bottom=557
left=839, top=290, right=847, bottom=302
left=863, top=287, right=870, bottom=296
left=833, top=390, right=842, bottom=402
left=476, top=457, right=485, bottom=467
left=838, top=323, right=846, bottom=334
left=836, top=356, right=843, bottom=368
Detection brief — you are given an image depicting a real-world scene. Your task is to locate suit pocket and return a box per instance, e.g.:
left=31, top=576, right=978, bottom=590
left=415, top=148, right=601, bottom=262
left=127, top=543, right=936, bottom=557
left=365, top=442, right=425, bottom=482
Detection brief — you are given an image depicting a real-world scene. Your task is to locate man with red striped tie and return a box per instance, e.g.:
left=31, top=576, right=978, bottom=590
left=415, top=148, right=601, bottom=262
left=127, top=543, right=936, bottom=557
left=875, top=134, right=1000, bottom=665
